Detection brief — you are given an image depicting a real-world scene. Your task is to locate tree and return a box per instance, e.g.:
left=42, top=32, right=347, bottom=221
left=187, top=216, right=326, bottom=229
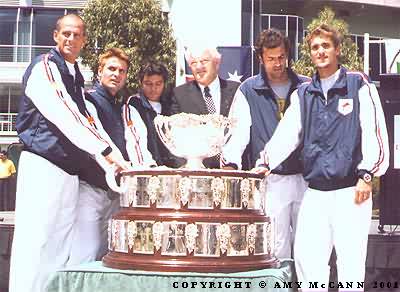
left=292, top=7, right=363, bottom=77
left=80, top=0, right=176, bottom=94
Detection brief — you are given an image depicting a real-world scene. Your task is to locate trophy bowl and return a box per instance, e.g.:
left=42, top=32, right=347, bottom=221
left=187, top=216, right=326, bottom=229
left=154, top=113, right=234, bottom=169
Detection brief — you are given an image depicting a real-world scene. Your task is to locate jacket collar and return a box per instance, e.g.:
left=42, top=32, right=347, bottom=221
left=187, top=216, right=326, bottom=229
left=252, top=67, right=301, bottom=91
left=49, top=48, right=84, bottom=87
left=136, top=91, right=155, bottom=111
left=308, top=65, right=347, bottom=94
left=92, top=82, right=117, bottom=104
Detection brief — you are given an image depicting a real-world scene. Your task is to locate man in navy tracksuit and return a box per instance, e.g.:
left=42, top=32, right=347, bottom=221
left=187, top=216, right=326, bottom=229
left=10, top=15, right=128, bottom=292
left=68, top=48, right=156, bottom=265
left=254, top=24, right=389, bottom=291
left=224, top=28, right=309, bottom=259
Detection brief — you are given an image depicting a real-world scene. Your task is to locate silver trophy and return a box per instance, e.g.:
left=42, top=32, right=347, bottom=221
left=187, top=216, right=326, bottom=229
left=154, top=113, right=234, bottom=169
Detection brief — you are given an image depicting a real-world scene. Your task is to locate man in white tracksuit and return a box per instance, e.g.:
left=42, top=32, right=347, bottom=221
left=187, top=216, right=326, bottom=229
left=10, top=15, right=129, bottom=292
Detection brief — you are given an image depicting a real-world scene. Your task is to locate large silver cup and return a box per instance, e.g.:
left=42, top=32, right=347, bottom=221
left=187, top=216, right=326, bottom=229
left=154, top=113, right=234, bottom=169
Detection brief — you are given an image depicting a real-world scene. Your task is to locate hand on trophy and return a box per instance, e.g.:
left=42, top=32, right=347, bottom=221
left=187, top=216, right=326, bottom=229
left=251, top=150, right=271, bottom=176
left=251, top=166, right=271, bottom=177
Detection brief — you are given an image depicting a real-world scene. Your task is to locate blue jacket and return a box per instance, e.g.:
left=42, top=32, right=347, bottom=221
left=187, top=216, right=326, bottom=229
left=16, top=48, right=90, bottom=175
left=79, top=83, right=129, bottom=190
left=241, top=68, right=309, bottom=172
left=298, top=66, right=365, bottom=191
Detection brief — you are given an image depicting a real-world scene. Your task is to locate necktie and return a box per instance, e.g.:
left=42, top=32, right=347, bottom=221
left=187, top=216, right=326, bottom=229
left=203, top=86, right=217, bottom=114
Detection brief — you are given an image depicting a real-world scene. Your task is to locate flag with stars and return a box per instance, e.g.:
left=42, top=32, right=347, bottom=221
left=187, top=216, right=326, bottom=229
left=184, top=46, right=252, bottom=83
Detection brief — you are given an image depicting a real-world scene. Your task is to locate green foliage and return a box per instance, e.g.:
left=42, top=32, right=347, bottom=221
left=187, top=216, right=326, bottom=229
left=292, top=7, right=363, bottom=77
left=81, top=0, right=176, bottom=94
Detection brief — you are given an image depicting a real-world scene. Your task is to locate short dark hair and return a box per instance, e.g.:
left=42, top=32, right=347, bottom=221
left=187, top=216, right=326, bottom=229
left=55, top=14, right=86, bottom=36
left=139, top=61, right=168, bottom=83
left=307, top=24, right=342, bottom=49
left=255, top=28, right=290, bottom=58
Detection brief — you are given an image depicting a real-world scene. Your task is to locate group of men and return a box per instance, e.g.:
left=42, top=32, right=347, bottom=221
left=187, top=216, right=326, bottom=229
left=9, top=12, right=389, bottom=292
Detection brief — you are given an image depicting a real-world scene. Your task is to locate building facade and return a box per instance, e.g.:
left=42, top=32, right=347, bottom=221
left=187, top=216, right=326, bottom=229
left=0, top=0, right=399, bottom=148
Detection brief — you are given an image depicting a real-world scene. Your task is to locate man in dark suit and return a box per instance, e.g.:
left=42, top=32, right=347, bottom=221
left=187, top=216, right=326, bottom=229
left=169, top=47, right=248, bottom=169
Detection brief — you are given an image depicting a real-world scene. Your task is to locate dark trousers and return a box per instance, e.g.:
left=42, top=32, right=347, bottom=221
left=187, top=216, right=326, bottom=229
left=0, top=177, right=16, bottom=211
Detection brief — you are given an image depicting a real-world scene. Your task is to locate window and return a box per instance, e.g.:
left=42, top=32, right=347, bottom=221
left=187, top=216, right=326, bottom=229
left=32, top=9, right=65, bottom=58
left=0, top=9, right=18, bottom=62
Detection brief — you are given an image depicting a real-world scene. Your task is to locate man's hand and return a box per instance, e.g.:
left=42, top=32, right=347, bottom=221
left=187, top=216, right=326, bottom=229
left=251, top=166, right=271, bottom=177
left=104, top=150, right=130, bottom=173
left=354, top=178, right=372, bottom=204
left=222, top=166, right=236, bottom=170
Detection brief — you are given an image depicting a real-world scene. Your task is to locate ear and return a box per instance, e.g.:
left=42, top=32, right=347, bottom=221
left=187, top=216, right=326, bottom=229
left=53, top=30, right=58, bottom=43
left=335, top=45, right=341, bottom=58
left=258, top=55, right=264, bottom=65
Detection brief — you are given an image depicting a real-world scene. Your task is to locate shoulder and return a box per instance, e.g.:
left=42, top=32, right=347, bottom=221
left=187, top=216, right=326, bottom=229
left=296, top=73, right=312, bottom=84
left=220, top=78, right=240, bottom=90
left=345, top=70, right=372, bottom=87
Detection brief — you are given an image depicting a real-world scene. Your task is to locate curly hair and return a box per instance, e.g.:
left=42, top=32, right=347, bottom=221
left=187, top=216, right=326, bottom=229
left=254, top=28, right=290, bottom=58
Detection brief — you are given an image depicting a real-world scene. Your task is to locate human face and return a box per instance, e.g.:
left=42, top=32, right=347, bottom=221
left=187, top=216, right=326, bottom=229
left=141, top=74, right=165, bottom=102
left=260, top=45, right=288, bottom=84
left=98, top=56, right=128, bottom=96
left=310, top=35, right=340, bottom=78
left=189, top=50, right=218, bottom=86
left=53, top=15, right=86, bottom=63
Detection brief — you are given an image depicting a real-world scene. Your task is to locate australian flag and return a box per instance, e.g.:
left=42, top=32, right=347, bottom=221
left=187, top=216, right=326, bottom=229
left=183, top=46, right=253, bottom=83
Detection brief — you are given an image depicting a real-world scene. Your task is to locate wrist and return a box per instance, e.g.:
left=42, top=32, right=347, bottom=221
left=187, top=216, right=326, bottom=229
left=357, top=169, right=373, bottom=183
left=101, top=146, right=112, bottom=157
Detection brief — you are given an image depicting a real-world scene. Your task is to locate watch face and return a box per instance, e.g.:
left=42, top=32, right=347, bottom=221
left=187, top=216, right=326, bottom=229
left=363, top=173, right=372, bottom=183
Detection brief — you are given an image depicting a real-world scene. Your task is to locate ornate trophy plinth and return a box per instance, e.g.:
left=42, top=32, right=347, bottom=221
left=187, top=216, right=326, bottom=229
left=103, top=113, right=277, bottom=272
left=103, top=169, right=278, bottom=273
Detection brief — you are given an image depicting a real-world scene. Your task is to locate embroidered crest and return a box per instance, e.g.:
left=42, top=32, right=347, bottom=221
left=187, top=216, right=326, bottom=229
left=338, top=99, right=353, bottom=116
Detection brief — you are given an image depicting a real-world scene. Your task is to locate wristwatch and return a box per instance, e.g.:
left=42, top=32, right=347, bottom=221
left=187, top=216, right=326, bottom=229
left=357, top=169, right=373, bottom=183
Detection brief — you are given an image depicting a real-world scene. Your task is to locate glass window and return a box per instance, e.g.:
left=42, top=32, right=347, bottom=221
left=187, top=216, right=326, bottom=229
left=261, top=15, right=269, bottom=30
left=0, top=9, right=17, bottom=62
left=288, top=16, right=297, bottom=61
left=270, top=15, right=285, bottom=33
left=0, top=9, right=17, bottom=45
left=15, top=8, right=32, bottom=62
left=298, top=17, right=303, bottom=45
left=33, top=9, right=65, bottom=46
left=369, top=38, right=380, bottom=81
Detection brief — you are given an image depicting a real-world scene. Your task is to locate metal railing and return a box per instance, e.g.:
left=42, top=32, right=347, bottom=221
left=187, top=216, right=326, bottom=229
left=0, top=45, right=53, bottom=63
left=0, top=113, right=17, bottom=135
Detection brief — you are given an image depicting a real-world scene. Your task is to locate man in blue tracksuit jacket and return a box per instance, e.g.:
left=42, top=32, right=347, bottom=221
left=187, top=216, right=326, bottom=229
left=225, top=28, right=310, bottom=259
left=255, top=24, right=389, bottom=291
left=68, top=48, right=156, bottom=265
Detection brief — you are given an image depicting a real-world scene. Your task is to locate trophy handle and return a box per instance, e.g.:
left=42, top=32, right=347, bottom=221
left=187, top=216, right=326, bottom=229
left=154, top=116, right=176, bottom=154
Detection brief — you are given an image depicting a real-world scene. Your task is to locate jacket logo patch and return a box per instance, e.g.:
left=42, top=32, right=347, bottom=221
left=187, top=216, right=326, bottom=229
left=338, top=99, right=353, bottom=116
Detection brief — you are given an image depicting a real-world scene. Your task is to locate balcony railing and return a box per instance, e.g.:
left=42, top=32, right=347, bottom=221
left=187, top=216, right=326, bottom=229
left=0, top=113, right=17, bottom=135
left=0, top=45, right=53, bottom=63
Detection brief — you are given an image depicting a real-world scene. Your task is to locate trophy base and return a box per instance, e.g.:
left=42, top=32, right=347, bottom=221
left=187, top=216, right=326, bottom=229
left=181, top=157, right=206, bottom=169
left=103, top=252, right=279, bottom=273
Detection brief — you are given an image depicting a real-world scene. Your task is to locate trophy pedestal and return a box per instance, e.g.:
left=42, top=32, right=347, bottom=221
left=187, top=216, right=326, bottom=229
left=103, top=169, right=278, bottom=273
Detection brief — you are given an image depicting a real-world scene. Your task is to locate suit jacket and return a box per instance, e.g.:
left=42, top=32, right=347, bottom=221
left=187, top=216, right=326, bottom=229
left=168, top=77, right=240, bottom=168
